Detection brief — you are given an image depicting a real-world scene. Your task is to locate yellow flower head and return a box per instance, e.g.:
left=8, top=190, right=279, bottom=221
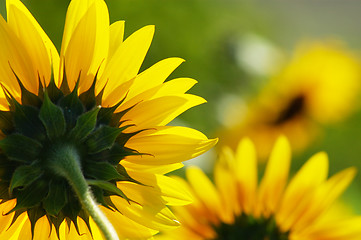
left=0, top=0, right=217, bottom=239
left=219, top=42, right=361, bottom=159
left=160, top=136, right=361, bottom=240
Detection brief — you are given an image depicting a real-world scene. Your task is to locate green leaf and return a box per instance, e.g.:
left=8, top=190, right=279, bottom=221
left=84, top=161, right=122, bottom=181
left=0, top=134, right=42, bottom=163
left=43, top=179, right=68, bottom=216
left=39, top=93, right=66, bottom=141
left=10, top=165, right=43, bottom=193
left=87, top=179, right=130, bottom=203
left=85, top=126, right=122, bottom=154
left=68, top=107, right=100, bottom=142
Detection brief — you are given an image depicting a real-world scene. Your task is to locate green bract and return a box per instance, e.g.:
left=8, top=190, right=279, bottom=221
left=0, top=72, right=143, bottom=236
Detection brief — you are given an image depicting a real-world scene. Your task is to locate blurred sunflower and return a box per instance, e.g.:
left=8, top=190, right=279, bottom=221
left=0, top=0, right=217, bottom=239
left=219, top=42, right=361, bottom=159
left=159, top=136, right=361, bottom=240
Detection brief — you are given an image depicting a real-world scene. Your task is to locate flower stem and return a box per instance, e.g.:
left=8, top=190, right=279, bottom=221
left=48, top=143, right=119, bottom=240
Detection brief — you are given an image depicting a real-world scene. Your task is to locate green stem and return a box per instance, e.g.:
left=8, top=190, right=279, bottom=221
left=48, top=143, right=119, bottom=240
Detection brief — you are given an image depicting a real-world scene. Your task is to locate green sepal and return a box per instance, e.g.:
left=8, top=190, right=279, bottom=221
left=104, top=196, right=119, bottom=212
left=0, top=182, right=10, bottom=201
left=96, top=96, right=128, bottom=127
left=27, top=207, right=47, bottom=237
left=10, top=67, right=42, bottom=108
left=43, top=179, right=68, bottom=216
left=57, top=82, right=84, bottom=129
left=79, top=75, right=98, bottom=110
left=10, top=165, right=43, bottom=194
left=85, top=125, right=122, bottom=154
left=19, top=81, right=42, bottom=108
left=46, top=79, right=64, bottom=103
left=48, top=214, right=66, bottom=240
left=0, top=155, right=18, bottom=181
left=67, top=106, right=100, bottom=142
left=59, top=65, right=71, bottom=95
left=91, top=144, right=138, bottom=166
left=0, top=111, right=14, bottom=134
left=96, top=103, right=121, bottom=126
left=91, top=185, right=110, bottom=209
left=10, top=179, right=48, bottom=212
left=86, top=179, right=130, bottom=203
left=62, top=190, right=82, bottom=224
left=117, top=164, right=144, bottom=185
left=39, top=93, right=66, bottom=141
left=84, top=161, right=122, bottom=181
left=12, top=101, right=45, bottom=140
left=0, top=134, right=42, bottom=163
left=117, top=128, right=146, bottom=146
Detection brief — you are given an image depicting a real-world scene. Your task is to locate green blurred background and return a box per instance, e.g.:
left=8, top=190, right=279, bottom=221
left=1, top=0, right=361, bottom=213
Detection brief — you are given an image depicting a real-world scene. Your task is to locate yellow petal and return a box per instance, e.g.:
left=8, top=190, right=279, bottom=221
left=186, top=166, right=223, bottom=220
left=75, top=217, right=93, bottom=239
left=119, top=77, right=197, bottom=111
left=61, top=0, right=109, bottom=92
left=276, top=151, right=329, bottom=231
left=124, top=57, right=184, bottom=101
left=150, top=78, right=198, bottom=99
left=234, top=137, right=258, bottom=215
left=61, top=0, right=96, bottom=52
left=0, top=200, right=16, bottom=234
left=88, top=218, right=105, bottom=240
left=121, top=94, right=206, bottom=132
left=127, top=170, right=193, bottom=206
left=124, top=126, right=218, bottom=165
left=214, top=149, right=238, bottom=223
left=16, top=215, right=31, bottom=240
left=256, top=135, right=291, bottom=218
left=302, top=216, right=361, bottom=240
left=32, top=215, right=51, bottom=240
left=112, top=181, right=180, bottom=230
left=0, top=211, right=28, bottom=239
left=6, top=0, right=60, bottom=87
left=99, top=206, right=158, bottom=239
left=122, top=161, right=184, bottom=174
left=99, top=25, right=154, bottom=99
left=108, top=20, right=125, bottom=60
left=292, top=167, right=357, bottom=232
left=0, top=16, right=34, bottom=97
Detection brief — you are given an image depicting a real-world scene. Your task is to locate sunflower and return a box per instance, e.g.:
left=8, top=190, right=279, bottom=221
left=0, top=0, right=217, bottom=239
left=159, top=136, right=361, bottom=240
left=219, top=42, right=361, bottom=159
